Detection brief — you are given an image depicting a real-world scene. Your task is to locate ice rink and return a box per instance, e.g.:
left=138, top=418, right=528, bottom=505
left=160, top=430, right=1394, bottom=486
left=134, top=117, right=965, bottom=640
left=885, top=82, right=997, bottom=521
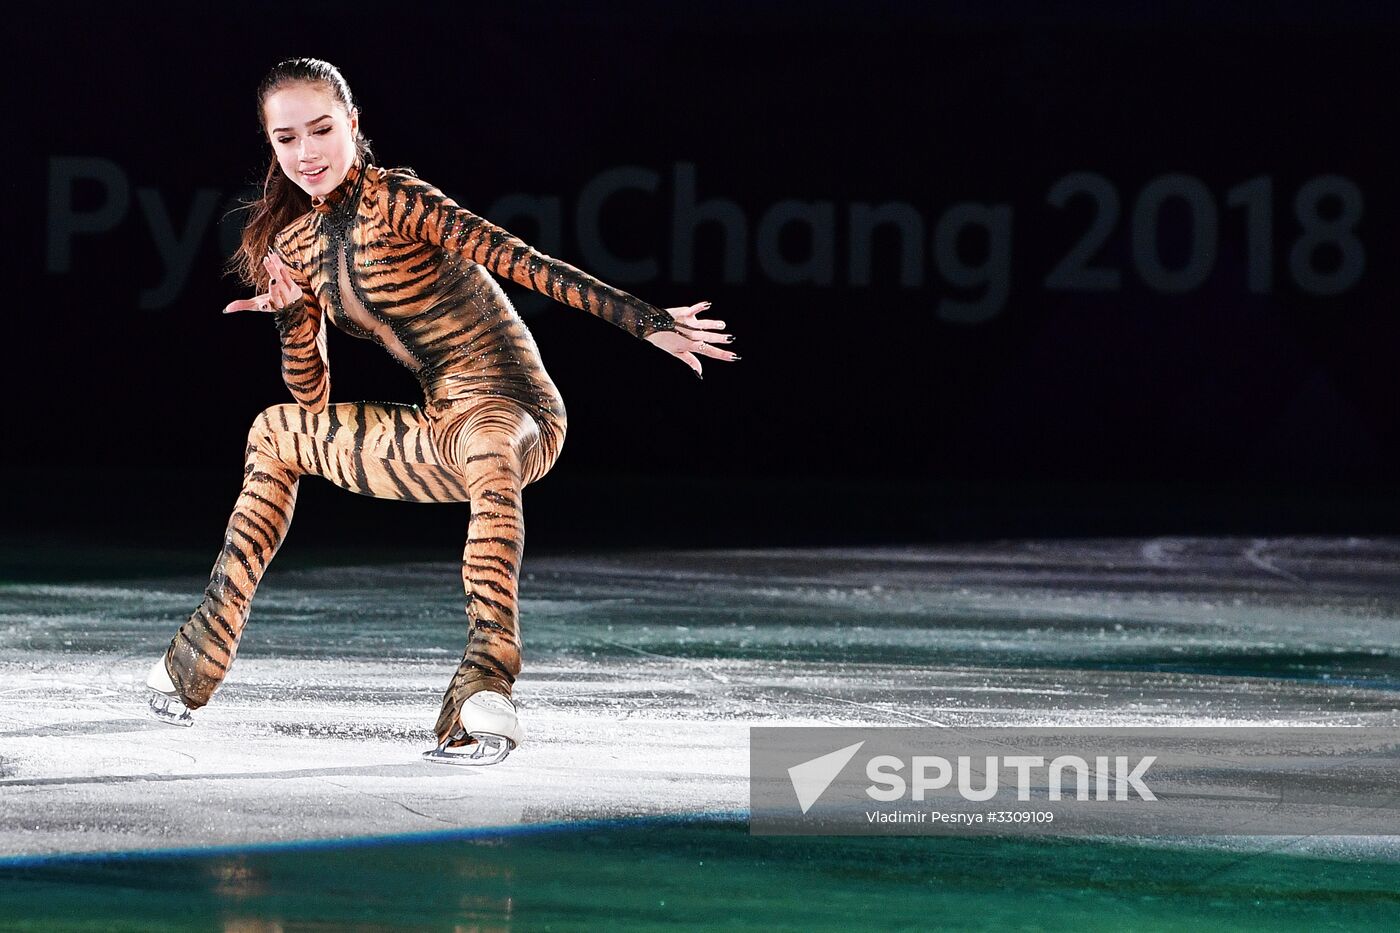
left=3, top=537, right=1399, bottom=860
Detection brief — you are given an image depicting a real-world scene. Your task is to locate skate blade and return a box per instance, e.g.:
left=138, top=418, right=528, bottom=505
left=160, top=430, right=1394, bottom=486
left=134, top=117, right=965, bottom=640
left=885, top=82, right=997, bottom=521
left=146, top=689, right=194, bottom=727
left=422, top=731, right=514, bottom=767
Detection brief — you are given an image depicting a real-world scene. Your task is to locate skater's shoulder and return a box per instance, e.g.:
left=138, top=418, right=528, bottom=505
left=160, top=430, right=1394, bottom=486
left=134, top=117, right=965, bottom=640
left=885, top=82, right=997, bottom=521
left=369, top=164, right=469, bottom=228
left=374, top=164, right=457, bottom=201
left=375, top=163, right=422, bottom=185
left=364, top=163, right=412, bottom=201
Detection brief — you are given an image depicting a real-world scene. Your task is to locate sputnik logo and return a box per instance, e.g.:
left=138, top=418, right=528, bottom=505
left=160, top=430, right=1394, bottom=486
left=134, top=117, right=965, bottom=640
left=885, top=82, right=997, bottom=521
left=788, top=741, right=865, bottom=813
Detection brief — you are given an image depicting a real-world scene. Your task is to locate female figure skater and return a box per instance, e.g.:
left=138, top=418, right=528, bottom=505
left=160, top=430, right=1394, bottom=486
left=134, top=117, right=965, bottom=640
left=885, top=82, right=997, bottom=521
left=143, top=58, right=736, bottom=766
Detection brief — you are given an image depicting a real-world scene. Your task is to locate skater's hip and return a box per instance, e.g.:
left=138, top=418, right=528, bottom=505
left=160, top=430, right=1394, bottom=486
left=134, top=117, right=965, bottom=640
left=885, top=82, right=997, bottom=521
left=423, top=388, right=566, bottom=486
left=422, top=366, right=563, bottom=421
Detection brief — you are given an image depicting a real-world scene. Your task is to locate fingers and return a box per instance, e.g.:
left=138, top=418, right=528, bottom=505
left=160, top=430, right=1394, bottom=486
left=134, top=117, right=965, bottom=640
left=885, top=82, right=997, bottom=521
left=272, top=271, right=295, bottom=304
left=676, top=325, right=733, bottom=346
left=223, top=293, right=273, bottom=315
left=263, top=250, right=293, bottom=281
left=262, top=251, right=297, bottom=307
left=679, top=350, right=702, bottom=378
left=665, top=301, right=726, bottom=330
left=687, top=339, right=739, bottom=362
left=672, top=310, right=738, bottom=358
left=272, top=257, right=295, bottom=292
left=684, top=301, right=720, bottom=326
left=645, top=321, right=738, bottom=375
left=263, top=252, right=285, bottom=280
left=677, top=317, right=726, bottom=331
left=673, top=300, right=710, bottom=319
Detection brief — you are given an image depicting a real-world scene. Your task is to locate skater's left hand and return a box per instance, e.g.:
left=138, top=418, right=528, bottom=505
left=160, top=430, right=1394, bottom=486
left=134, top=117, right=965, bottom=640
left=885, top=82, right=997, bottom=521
left=645, top=301, right=738, bottom=379
left=222, top=250, right=300, bottom=315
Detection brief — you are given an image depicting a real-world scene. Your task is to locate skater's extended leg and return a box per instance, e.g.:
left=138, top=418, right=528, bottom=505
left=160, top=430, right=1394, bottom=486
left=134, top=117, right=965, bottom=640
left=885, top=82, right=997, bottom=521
left=158, top=400, right=472, bottom=712
left=431, top=398, right=563, bottom=747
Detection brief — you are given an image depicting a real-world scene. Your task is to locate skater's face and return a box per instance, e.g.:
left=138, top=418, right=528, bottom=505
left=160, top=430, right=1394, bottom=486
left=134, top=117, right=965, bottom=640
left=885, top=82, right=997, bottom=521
left=263, top=83, right=360, bottom=199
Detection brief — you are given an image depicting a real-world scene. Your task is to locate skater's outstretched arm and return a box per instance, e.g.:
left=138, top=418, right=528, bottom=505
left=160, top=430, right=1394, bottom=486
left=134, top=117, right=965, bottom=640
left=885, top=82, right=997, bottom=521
left=378, top=169, right=681, bottom=341
left=223, top=246, right=332, bottom=414
left=379, top=169, right=738, bottom=376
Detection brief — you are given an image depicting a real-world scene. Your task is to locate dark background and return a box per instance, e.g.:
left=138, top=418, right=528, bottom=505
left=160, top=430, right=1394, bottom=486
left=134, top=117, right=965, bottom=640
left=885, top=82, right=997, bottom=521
left=7, top=1, right=1400, bottom=558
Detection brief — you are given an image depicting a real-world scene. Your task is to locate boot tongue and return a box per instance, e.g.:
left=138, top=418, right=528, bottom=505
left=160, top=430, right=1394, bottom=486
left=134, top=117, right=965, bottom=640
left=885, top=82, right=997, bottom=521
left=471, top=692, right=515, bottom=712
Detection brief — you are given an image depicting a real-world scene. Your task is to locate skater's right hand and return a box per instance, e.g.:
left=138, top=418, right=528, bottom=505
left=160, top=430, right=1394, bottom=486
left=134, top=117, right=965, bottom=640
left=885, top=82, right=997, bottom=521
left=223, top=250, right=300, bottom=315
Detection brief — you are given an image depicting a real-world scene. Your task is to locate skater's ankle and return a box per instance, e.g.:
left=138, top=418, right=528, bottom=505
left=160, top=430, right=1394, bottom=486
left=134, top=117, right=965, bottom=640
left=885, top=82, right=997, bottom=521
left=462, top=679, right=512, bottom=702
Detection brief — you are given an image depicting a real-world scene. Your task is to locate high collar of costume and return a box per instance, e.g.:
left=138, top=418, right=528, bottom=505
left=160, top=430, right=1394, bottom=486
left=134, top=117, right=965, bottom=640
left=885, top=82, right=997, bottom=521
left=311, top=160, right=365, bottom=215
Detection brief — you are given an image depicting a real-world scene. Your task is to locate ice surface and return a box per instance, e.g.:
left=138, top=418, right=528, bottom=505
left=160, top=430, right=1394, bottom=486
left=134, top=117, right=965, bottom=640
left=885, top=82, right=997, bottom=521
left=1, top=537, right=1398, bottom=859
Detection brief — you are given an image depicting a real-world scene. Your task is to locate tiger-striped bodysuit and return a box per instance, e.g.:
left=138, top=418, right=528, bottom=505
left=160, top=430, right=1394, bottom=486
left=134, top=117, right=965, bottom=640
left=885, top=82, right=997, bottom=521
left=160, top=159, right=679, bottom=745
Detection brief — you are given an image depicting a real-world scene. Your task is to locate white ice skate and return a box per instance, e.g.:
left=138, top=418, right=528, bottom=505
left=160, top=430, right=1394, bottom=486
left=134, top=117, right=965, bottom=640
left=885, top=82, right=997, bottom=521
left=145, top=656, right=194, bottom=727
left=422, top=691, right=523, bottom=767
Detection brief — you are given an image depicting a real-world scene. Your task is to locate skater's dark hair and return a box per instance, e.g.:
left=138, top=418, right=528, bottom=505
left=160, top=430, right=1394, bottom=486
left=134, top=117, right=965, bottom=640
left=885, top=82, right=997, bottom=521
left=224, top=57, right=376, bottom=292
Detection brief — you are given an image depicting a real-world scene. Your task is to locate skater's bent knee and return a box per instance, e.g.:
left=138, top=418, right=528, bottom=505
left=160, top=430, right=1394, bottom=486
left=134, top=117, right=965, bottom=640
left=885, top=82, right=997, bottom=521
left=246, top=404, right=300, bottom=460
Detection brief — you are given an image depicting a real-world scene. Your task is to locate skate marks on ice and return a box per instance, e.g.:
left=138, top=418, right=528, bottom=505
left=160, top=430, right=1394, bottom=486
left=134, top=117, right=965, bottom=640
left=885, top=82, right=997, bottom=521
left=1, top=536, right=1398, bottom=857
